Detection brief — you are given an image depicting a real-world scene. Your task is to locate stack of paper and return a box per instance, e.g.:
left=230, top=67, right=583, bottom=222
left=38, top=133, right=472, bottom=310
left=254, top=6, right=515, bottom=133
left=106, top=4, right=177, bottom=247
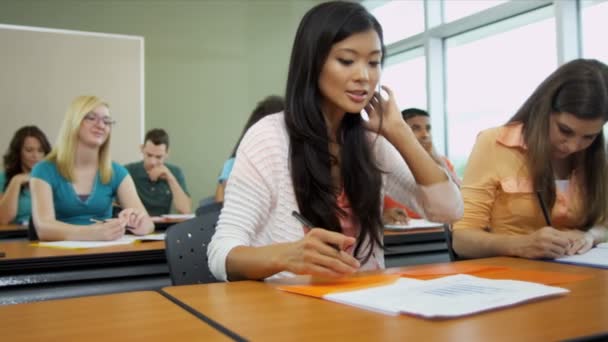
left=323, top=274, right=568, bottom=318
left=36, top=233, right=165, bottom=249
left=555, top=243, right=608, bottom=269
left=384, top=219, right=444, bottom=230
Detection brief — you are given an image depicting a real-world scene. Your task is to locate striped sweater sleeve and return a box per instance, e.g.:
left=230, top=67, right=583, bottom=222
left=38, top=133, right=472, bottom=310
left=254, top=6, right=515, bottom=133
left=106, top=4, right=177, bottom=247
left=207, top=117, right=278, bottom=281
left=375, top=135, right=463, bottom=223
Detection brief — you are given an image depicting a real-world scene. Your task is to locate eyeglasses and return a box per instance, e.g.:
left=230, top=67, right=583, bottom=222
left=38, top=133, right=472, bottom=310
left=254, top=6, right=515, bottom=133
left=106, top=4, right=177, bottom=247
left=83, top=113, right=116, bottom=127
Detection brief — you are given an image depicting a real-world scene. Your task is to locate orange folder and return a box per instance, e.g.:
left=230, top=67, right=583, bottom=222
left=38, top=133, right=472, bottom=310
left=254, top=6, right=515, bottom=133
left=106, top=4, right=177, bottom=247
left=277, top=274, right=401, bottom=298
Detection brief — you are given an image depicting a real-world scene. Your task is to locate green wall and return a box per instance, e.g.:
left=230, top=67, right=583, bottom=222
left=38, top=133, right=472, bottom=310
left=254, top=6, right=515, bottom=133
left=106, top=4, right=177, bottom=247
left=0, top=0, right=320, bottom=208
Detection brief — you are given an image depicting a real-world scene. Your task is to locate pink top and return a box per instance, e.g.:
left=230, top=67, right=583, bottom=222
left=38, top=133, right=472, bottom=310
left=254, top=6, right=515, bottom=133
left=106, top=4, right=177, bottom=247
left=208, top=113, right=463, bottom=281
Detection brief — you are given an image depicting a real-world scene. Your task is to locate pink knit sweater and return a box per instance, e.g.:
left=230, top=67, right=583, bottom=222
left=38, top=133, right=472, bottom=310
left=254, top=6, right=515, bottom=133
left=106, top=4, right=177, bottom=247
left=208, top=113, right=463, bottom=281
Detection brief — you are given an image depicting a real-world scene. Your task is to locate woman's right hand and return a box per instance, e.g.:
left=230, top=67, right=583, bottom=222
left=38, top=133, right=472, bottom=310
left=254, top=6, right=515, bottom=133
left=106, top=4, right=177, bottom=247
left=11, top=173, right=31, bottom=186
left=90, top=218, right=127, bottom=241
left=512, top=226, right=570, bottom=259
left=382, top=207, right=410, bottom=225
left=277, top=228, right=360, bottom=277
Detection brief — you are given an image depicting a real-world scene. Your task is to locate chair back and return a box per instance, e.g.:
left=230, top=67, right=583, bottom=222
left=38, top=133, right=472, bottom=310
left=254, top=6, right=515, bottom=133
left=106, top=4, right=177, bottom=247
left=443, top=224, right=461, bottom=261
left=165, top=206, right=221, bottom=285
left=195, top=200, right=222, bottom=217
left=27, top=217, right=39, bottom=241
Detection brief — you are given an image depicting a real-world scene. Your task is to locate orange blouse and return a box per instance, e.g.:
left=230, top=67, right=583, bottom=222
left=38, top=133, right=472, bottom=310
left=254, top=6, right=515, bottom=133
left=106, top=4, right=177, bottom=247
left=453, top=123, right=586, bottom=235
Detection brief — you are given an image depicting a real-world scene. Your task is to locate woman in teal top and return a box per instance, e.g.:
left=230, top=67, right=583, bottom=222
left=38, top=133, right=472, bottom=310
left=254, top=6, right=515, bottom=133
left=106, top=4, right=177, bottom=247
left=0, top=126, right=51, bottom=225
left=30, top=96, right=154, bottom=241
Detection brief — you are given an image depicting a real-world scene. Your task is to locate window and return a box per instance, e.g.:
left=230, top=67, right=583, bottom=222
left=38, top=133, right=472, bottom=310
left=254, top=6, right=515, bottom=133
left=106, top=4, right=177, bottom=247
left=382, top=48, right=426, bottom=110
left=582, top=0, right=608, bottom=63
left=444, top=0, right=509, bottom=23
left=367, top=0, right=425, bottom=45
left=445, top=6, right=556, bottom=176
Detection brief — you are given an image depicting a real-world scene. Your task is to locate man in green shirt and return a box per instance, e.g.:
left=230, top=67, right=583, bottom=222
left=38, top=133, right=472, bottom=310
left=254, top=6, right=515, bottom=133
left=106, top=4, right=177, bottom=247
left=125, top=129, right=191, bottom=216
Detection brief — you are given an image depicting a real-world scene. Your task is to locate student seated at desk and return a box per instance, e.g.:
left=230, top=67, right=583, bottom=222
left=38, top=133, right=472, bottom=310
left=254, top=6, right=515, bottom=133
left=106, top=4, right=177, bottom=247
left=125, top=129, right=191, bottom=216
left=214, top=95, right=285, bottom=203
left=0, top=126, right=51, bottom=225
left=208, top=1, right=463, bottom=281
left=453, top=59, right=608, bottom=259
left=383, top=108, right=461, bottom=225
left=30, top=96, right=154, bottom=241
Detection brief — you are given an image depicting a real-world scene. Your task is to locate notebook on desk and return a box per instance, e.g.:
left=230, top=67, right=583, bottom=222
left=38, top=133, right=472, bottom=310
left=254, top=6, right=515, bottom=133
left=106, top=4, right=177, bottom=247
left=554, top=243, right=608, bottom=269
left=384, top=219, right=444, bottom=230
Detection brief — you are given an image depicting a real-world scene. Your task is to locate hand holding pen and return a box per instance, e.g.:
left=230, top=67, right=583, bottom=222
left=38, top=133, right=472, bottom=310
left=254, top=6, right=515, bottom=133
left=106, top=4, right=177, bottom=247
left=88, top=218, right=127, bottom=241
left=289, top=211, right=360, bottom=277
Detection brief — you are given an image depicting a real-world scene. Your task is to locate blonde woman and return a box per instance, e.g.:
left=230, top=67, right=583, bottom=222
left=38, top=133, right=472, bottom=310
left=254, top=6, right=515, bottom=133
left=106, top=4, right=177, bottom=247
left=30, top=96, right=154, bottom=241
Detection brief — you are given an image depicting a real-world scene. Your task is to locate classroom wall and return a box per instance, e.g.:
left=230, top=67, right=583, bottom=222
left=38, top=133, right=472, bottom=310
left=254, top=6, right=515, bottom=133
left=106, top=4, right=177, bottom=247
left=0, top=0, right=321, bottom=207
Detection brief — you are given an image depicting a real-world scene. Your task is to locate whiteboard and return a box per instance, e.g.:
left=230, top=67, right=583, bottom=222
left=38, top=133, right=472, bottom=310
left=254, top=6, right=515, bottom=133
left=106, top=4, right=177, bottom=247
left=0, top=24, right=144, bottom=165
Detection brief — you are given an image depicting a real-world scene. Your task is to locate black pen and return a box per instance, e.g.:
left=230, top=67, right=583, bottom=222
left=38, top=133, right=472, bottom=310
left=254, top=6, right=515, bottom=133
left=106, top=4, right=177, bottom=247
left=90, top=218, right=135, bottom=230
left=291, top=211, right=341, bottom=252
left=536, top=191, right=552, bottom=226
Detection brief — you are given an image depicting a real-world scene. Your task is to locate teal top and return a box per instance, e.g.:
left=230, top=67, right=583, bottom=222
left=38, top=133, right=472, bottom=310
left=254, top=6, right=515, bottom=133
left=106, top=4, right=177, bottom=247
left=31, top=160, right=128, bottom=225
left=0, top=171, right=32, bottom=225
left=124, top=161, right=189, bottom=216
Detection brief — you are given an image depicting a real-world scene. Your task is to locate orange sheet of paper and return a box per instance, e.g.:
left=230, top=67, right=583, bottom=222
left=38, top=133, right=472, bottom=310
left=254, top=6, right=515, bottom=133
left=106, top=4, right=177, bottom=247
left=397, top=263, right=510, bottom=280
left=277, top=274, right=401, bottom=298
left=475, top=269, right=592, bottom=285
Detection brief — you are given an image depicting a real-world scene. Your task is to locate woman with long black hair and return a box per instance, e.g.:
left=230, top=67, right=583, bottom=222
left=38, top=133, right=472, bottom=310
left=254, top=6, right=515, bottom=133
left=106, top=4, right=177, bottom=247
left=208, top=1, right=463, bottom=281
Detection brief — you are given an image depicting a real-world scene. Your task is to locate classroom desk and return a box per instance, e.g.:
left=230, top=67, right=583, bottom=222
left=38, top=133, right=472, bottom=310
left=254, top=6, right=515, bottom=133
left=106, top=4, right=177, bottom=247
left=0, top=291, right=230, bottom=341
left=0, top=240, right=170, bottom=305
left=162, top=257, right=608, bottom=341
left=384, top=227, right=449, bottom=267
left=0, top=223, right=27, bottom=239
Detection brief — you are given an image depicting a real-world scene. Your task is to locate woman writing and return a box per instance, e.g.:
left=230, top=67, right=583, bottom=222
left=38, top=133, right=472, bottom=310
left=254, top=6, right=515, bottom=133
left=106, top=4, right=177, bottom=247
left=208, top=1, right=463, bottom=281
left=0, top=126, right=51, bottom=225
left=30, top=96, right=154, bottom=240
left=453, top=59, right=608, bottom=259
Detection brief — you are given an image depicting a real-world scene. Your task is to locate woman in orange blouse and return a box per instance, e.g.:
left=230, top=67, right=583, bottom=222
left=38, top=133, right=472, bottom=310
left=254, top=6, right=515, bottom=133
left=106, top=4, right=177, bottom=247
left=453, top=59, right=608, bottom=259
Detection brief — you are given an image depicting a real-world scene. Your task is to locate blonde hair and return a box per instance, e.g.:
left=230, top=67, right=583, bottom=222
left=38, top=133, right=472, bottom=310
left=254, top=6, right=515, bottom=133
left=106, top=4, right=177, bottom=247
left=47, top=96, right=113, bottom=184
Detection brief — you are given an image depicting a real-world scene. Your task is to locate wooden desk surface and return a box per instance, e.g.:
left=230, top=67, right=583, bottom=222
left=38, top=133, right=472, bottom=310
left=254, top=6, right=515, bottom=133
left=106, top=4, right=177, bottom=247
left=163, top=257, right=608, bottom=341
left=0, top=291, right=229, bottom=341
left=0, top=223, right=27, bottom=239
left=0, top=239, right=165, bottom=260
left=384, top=227, right=443, bottom=236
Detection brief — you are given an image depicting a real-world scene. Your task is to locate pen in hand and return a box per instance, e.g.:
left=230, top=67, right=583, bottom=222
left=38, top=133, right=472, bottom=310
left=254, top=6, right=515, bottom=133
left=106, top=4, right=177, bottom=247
left=291, top=211, right=341, bottom=252
left=535, top=191, right=552, bottom=226
left=90, top=218, right=135, bottom=230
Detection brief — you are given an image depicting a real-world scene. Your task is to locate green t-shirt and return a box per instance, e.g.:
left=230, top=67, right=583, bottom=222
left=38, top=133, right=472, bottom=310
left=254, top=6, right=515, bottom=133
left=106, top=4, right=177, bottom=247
left=124, top=161, right=189, bottom=216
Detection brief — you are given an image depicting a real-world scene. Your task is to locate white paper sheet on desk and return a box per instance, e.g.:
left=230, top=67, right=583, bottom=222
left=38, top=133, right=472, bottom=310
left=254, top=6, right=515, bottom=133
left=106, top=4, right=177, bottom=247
left=161, top=214, right=195, bottom=220
left=384, top=219, right=443, bottom=230
left=36, top=233, right=165, bottom=249
left=324, top=274, right=568, bottom=318
left=555, top=244, right=608, bottom=268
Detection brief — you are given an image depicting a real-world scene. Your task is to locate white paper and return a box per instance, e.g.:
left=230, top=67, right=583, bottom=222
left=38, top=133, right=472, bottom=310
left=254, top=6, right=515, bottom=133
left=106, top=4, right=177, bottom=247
left=384, top=219, right=444, bottom=230
left=37, top=233, right=165, bottom=249
left=555, top=246, right=608, bottom=268
left=324, top=274, right=568, bottom=318
left=325, top=278, right=425, bottom=315
left=161, top=214, right=195, bottom=220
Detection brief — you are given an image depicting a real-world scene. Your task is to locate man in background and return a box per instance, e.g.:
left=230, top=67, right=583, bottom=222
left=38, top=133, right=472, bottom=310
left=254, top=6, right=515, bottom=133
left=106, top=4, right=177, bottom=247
left=383, top=108, right=460, bottom=225
left=125, top=129, right=191, bottom=216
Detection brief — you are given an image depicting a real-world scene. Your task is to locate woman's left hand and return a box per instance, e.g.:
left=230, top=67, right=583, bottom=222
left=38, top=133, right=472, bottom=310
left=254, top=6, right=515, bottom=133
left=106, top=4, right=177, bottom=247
left=560, top=229, right=593, bottom=255
left=118, top=208, right=149, bottom=235
left=362, top=85, right=409, bottom=141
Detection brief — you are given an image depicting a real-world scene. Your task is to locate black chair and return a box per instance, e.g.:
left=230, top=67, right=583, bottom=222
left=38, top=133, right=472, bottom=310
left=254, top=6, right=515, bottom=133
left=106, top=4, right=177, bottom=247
left=27, top=217, right=39, bottom=241
left=164, top=206, right=222, bottom=285
left=195, top=200, right=222, bottom=217
left=443, top=224, right=461, bottom=261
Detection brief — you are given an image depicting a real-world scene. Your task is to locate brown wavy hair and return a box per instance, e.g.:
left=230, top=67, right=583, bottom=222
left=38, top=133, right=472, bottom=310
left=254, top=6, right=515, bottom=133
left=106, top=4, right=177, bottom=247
left=508, top=59, right=608, bottom=227
left=3, top=126, right=51, bottom=191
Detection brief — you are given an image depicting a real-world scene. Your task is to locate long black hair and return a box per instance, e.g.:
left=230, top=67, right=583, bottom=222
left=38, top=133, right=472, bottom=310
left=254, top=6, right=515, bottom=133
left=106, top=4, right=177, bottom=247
left=3, top=125, right=51, bottom=191
left=284, top=1, right=386, bottom=262
left=508, top=59, right=608, bottom=227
